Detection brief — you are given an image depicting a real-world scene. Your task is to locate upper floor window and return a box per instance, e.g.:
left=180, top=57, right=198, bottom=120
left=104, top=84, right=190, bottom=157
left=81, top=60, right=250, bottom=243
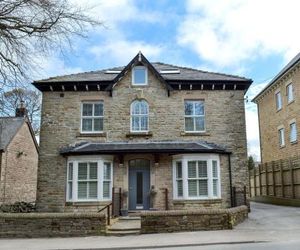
left=81, top=102, right=103, bottom=133
left=184, top=100, right=205, bottom=132
left=131, top=100, right=149, bottom=132
left=286, top=83, right=294, bottom=103
left=275, top=91, right=282, bottom=110
left=278, top=128, right=285, bottom=147
left=290, top=122, right=297, bottom=143
left=132, top=66, right=148, bottom=85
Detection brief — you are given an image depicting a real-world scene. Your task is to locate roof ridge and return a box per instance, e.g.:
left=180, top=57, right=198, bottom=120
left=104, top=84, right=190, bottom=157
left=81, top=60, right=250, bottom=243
left=152, top=62, right=250, bottom=80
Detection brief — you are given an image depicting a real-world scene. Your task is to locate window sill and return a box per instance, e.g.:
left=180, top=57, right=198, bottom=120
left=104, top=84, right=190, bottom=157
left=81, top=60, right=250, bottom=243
left=76, top=132, right=107, bottom=138
left=65, top=200, right=111, bottom=206
left=279, top=145, right=286, bottom=149
left=287, top=100, right=295, bottom=105
left=276, top=108, right=282, bottom=113
left=290, top=140, right=298, bottom=145
left=173, top=199, right=222, bottom=204
left=126, top=131, right=153, bottom=138
left=181, top=131, right=210, bottom=136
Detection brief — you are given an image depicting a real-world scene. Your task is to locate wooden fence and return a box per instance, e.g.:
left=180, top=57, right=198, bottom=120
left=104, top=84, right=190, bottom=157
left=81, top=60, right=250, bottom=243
left=249, top=156, right=300, bottom=199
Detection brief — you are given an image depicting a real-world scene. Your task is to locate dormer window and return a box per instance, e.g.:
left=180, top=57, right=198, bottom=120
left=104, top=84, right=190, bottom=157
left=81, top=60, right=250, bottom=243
left=132, top=66, right=148, bottom=85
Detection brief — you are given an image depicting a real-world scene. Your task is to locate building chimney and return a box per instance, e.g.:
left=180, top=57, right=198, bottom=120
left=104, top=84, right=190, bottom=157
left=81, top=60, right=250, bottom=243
left=15, top=100, right=27, bottom=117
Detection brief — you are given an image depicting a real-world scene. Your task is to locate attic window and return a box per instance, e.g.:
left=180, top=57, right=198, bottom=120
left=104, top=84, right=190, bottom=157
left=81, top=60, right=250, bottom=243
left=159, top=69, right=180, bottom=74
left=132, top=66, right=147, bottom=85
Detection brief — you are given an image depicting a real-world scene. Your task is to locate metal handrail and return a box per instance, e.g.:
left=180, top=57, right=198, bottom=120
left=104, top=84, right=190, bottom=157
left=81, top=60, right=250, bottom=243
left=98, top=202, right=113, bottom=225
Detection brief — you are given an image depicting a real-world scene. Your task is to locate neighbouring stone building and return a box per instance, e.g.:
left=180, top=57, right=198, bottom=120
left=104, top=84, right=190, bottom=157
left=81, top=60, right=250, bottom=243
left=33, top=52, right=252, bottom=213
left=0, top=110, right=39, bottom=204
left=253, top=52, right=300, bottom=163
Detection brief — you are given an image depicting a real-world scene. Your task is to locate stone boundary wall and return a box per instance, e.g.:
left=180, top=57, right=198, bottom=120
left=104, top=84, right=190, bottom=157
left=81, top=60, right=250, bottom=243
left=140, top=205, right=248, bottom=234
left=0, top=213, right=106, bottom=238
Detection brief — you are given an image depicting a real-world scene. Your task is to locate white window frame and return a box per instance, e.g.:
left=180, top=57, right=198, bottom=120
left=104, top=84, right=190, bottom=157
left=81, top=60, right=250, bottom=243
left=286, top=83, right=294, bottom=103
left=184, top=100, right=205, bottom=132
left=132, top=66, right=148, bottom=85
left=130, top=100, right=149, bottom=132
left=81, top=101, right=104, bottom=133
left=278, top=127, right=285, bottom=147
left=66, top=155, right=113, bottom=202
left=172, top=154, right=221, bottom=200
left=275, top=91, right=282, bottom=111
left=289, top=121, right=297, bottom=143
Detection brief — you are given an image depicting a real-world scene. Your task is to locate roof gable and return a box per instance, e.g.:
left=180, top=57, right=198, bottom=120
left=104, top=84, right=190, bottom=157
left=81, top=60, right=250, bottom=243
left=105, top=52, right=172, bottom=93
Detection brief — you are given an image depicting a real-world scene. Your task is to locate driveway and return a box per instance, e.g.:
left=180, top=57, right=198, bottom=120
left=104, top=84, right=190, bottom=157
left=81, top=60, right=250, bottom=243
left=0, top=202, right=299, bottom=250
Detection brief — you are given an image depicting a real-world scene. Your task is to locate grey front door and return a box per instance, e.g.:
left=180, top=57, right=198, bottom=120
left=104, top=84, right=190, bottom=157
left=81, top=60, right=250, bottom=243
left=128, top=159, right=150, bottom=210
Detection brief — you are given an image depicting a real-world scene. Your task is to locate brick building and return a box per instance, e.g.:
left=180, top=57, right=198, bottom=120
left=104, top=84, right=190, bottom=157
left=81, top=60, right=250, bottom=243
left=0, top=112, right=39, bottom=204
left=33, top=52, right=252, bottom=213
left=253, top=53, right=300, bottom=163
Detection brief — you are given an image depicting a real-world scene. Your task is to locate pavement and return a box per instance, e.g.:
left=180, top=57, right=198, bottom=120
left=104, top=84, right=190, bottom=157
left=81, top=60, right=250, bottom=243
left=0, top=202, right=299, bottom=250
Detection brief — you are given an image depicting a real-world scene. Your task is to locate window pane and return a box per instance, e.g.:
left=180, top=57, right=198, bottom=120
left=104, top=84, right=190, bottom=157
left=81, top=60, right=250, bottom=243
left=141, top=116, right=148, bottom=130
left=212, top=161, right=218, bottom=178
left=199, top=180, right=208, bottom=196
left=198, top=161, right=207, bottom=177
left=132, top=102, right=140, bottom=115
left=94, top=118, right=103, bottom=131
left=177, top=180, right=183, bottom=197
left=176, top=162, right=182, bottom=179
left=134, top=68, right=146, bottom=84
left=78, top=163, right=88, bottom=180
left=104, top=163, right=111, bottom=180
left=68, top=182, right=72, bottom=200
left=68, top=162, right=73, bottom=181
left=82, top=118, right=93, bottom=131
left=287, top=84, right=294, bottom=102
left=82, top=103, right=93, bottom=116
left=184, top=102, right=193, bottom=115
left=195, top=117, right=205, bottom=131
left=188, top=161, right=197, bottom=178
left=213, top=180, right=218, bottom=196
left=89, top=182, right=98, bottom=198
left=194, top=101, right=204, bottom=115
left=94, top=103, right=103, bottom=116
left=290, top=123, right=297, bottom=142
left=276, top=92, right=282, bottom=110
left=188, top=180, right=197, bottom=196
left=103, top=181, right=110, bottom=198
left=185, top=117, right=194, bottom=131
left=78, top=182, right=87, bottom=199
left=89, top=163, right=98, bottom=179
left=132, top=116, right=140, bottom=131
left=140, top=102, right=148, bottom=114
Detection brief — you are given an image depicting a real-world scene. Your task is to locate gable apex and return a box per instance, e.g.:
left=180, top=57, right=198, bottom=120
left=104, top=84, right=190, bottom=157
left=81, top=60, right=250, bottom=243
left=105, top=52, right=173, bottom=93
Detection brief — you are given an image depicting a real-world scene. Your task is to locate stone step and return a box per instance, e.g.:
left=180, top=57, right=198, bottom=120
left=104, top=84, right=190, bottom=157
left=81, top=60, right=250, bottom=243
left=119, top=216, right=141, bottom=221
left=107, top=217, right=141, bottom=233
left=106, top=230, right=140, bottom=236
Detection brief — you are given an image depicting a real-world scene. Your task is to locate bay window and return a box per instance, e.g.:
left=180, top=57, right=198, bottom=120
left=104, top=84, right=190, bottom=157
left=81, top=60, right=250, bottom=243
left=173, top=154, right=220, bottom=200
left=67, top=156, right=113, bottom=201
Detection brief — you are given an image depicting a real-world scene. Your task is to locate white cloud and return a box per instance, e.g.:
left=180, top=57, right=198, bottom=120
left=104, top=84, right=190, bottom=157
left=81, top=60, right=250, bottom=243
left=89, top=40, right=163, bottom=66
left=177, top=0, right=300, bottom=69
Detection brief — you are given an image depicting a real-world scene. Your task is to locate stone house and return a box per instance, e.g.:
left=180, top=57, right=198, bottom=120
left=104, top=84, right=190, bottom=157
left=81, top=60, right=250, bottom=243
left=253, top=53, right=300, bottom=163
left=33, top=52, right=252, bottom=213
left=0, top=109, right=39, bottom=204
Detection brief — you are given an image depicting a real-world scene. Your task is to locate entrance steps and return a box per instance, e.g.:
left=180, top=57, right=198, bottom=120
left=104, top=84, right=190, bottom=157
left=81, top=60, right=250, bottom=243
left=106, top=216, right=141, bottom=236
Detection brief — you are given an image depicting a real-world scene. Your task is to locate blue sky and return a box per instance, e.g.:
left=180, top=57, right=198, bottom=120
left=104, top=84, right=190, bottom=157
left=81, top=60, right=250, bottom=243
left=34, top=0, right=300, bottom=161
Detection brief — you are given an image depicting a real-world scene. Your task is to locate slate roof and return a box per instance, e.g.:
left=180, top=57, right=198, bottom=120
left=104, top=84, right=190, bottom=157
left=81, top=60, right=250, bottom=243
left=35, top=62, right=250, bottom=84
left=60, top=141, right=230, bottom=156
left=0, top=117, right=25, bottom=151
left=252, top=52, right=300, bottom=102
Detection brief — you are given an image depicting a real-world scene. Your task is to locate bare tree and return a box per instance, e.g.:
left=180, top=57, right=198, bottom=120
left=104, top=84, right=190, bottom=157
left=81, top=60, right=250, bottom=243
left=0, top=88, right=41, bottom=134
left=0, top=0, right=101, bottom=88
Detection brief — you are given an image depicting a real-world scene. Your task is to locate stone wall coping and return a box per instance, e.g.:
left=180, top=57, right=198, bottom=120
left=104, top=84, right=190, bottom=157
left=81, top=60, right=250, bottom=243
left=0, top=212, right=105, bottom=219
left=172, top=199, right=222, bottom=204
left=140, top=205, right=248, bottom=217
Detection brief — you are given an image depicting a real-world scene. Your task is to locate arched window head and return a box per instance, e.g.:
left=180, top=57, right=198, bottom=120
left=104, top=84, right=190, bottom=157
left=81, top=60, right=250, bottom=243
left=131, top=100, right=149, bottom=132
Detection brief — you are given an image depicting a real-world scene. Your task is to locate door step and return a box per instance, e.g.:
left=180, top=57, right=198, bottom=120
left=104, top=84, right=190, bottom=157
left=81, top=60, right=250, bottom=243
left=106, top=216, right=141, bottom=236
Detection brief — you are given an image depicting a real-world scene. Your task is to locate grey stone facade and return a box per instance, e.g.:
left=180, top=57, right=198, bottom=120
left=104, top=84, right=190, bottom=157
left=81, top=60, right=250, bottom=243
left=36, top=58, right=249, bottom=212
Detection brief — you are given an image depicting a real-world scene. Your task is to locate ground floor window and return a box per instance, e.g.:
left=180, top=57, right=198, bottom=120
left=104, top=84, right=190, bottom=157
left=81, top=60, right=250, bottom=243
left=173, top=154, right=221, bottom=200
left=67, top=156, right=113, bottom=202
